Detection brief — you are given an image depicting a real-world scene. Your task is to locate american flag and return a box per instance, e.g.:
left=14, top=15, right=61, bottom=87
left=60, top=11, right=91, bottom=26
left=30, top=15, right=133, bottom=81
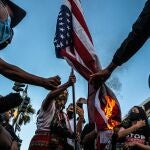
left=54, top=0, right=100, bottom=80
left=54, top=0, right=121, bottom=149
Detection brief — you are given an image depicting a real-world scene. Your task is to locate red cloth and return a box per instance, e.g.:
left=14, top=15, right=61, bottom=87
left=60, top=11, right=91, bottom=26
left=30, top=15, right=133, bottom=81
left=28, top=131, right=64, bottom=150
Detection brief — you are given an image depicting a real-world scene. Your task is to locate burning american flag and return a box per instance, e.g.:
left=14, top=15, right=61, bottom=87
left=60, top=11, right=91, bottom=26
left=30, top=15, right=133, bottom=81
left=54, top=0, right=121, bottom=149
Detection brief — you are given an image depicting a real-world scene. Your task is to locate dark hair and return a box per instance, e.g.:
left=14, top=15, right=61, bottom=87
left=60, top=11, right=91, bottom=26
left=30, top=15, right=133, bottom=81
left=128, top=106, right=150, bottom=138
left=128, top=106, right=148, bottom=122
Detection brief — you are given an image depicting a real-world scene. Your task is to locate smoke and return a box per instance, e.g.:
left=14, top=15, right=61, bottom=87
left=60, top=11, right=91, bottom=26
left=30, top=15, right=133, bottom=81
left=106, top=75, right=122, bottom=92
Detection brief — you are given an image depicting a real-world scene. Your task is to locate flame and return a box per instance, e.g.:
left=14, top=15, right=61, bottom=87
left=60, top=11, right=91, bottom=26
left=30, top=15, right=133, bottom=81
left=104, top=96, right=120, bottom=130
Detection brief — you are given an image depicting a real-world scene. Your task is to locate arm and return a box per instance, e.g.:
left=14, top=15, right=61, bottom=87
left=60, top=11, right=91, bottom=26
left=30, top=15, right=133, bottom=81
left=90, top=62, right=117, bottom=83
left=76, top=106, right=84, bottom=135
left=117, top=120, right=146, bottom=139
left=42, top=75, right=76, bottom=110
left=0, top=58, right=61, bottom=90
left=136, top=143, right=150, bottom=150
left=90, top=1, right=150, bottom=83
left=125, top=142, right=150, bottom=150
left=113, top=0, right=150, bottom=66
left=82, top=129, right=97, bottom=144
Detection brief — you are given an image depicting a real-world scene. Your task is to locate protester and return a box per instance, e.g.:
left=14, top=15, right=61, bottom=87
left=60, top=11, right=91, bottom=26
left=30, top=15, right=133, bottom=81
left=66, top=98, right=85, bottom=149
left=0, top=0, right=26, bottom=49
left=0, top=110, right=20, bottom=150
left=90, top=0, right=150, bottom=83
left=28, top=74, right=76, bottom=150
left=112, top=106, right=150, bottom=150
left=0, top=0, right=61, bottom=90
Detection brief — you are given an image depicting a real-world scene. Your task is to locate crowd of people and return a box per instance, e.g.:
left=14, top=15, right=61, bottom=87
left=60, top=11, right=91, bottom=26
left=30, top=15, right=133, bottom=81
left=0, top=0, right=150, bottom=149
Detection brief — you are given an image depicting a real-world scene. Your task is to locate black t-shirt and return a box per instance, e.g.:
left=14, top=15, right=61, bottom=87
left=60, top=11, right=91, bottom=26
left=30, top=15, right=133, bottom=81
left=115, top=127, right=150, bottom=150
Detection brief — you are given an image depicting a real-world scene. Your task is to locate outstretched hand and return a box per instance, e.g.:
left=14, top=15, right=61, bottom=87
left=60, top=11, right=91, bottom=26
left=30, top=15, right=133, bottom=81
left=89, top=62, right=117, bottom=86
left=44, top=75, right=61, bottom=90
left=89, top=69, right=111, bottom=88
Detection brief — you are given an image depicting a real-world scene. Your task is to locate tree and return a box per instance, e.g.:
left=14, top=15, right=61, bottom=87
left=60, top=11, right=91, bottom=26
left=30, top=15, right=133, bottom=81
left=12, top=102, right=35, bottom=132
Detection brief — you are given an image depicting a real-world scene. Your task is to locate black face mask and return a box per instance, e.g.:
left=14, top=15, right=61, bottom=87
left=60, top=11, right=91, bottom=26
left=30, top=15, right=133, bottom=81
left=67, top=111, right=73, bottom=119
left=129, top=112, right=141, bottom=121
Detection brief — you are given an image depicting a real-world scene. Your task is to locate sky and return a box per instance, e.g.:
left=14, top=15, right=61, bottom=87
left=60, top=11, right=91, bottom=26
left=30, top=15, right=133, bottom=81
left=0, top=0, right=150, bottom=149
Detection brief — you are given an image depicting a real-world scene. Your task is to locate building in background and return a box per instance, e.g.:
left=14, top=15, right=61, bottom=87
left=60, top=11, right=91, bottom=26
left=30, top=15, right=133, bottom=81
left=139, top=98, right=150, bottom=117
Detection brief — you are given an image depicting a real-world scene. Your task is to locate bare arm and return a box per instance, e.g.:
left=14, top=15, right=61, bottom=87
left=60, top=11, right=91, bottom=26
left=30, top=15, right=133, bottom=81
left=89, top=62, right=117, bottom=86
left=135, top=143, right=150, bottom=150
left=76, top=106, right=84, bottom=135
left=0, top=58, right=61, bottom=90
left=117, top=120, right=146, bottom=139
left=42, top=75, right=76, bottom=110
left=82, top=129, right=97, bottom=144
left=124, top=142, right=150, bottom=150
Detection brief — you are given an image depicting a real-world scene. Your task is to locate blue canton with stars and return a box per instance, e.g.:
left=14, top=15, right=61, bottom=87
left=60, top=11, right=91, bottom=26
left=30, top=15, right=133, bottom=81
left=54, top=5, right=73, bottom=58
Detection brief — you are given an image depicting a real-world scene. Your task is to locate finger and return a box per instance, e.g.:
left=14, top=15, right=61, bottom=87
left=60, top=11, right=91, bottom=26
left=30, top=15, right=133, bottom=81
left=50, top=77, right=61, bottom=86
left=48, top=84, right=57, bottom=90
left=53, top=76, right=61, bottom=84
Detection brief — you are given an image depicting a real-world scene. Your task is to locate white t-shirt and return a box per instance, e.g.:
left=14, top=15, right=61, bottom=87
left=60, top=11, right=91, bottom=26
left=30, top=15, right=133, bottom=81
left=36, top=100, right=56, bottom=131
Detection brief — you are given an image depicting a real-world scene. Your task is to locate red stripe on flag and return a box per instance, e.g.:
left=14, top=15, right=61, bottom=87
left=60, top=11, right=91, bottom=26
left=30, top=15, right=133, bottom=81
left=69, top=0, right=93, bottom=44
left=73, top=31, right=98, bottom=73
left=60, top=49, right=92, bottom=79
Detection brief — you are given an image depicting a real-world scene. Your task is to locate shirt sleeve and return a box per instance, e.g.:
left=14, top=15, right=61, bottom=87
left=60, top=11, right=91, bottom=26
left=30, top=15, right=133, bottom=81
left=112, top=0, right=150, bottom=66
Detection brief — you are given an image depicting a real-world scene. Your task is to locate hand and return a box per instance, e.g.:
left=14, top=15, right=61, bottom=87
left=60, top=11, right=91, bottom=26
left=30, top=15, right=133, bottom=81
left=89, top=69, right=111, bottom=84
left=124, top=142, right=137, bottom=149
left=134, top=120, right=146, bottom=129
left=89, top=62, right=117, bottom=86
left=44, top=75, right=61, bottom=90
left=68, top=75, right=76, bottom=86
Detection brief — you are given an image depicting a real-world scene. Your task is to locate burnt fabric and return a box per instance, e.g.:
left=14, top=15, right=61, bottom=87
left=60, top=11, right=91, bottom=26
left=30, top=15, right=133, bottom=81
left=54, top=1, right=121, bottom=149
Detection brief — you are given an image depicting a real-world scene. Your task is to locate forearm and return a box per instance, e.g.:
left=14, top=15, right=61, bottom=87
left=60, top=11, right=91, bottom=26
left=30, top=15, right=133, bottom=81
left=106, top=62, right=118, bottom=73
left=136, top=143, right=150, bottom=150
left=0, top=59, right=46, bottom=86
left=47, top=82, right=70, bottom=99
left=77, top=117, right=84, bottom=134
left=43, top=82, right=70, bottom=110
left=82, top=130, right=97, bottom=144
left=118, top=126, right=138, bottom=139
left=112, top=31, right=148, bottom=66
left=112, top=0, right=150, bottom=66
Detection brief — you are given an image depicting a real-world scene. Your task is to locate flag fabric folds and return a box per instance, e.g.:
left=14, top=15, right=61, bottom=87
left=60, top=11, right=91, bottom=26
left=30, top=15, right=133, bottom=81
left=54, top=0, right=100, bottom=80
left=54, top=0, right=121, bottom=149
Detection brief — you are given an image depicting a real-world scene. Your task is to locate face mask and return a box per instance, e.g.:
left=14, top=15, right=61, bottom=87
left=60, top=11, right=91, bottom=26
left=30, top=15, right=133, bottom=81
left=67, top=111, right=73, bottom=119
left=0, top=16, right=12, bottom=44
left=129, top=112, right=141, bottom=121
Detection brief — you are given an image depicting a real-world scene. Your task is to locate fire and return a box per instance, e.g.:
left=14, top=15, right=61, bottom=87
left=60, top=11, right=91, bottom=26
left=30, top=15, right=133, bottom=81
left=104, top=95, right=120, bottom=130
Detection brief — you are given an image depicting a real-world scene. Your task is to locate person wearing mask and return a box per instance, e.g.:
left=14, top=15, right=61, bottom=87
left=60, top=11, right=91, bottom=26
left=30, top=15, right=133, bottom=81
left=0, top=110, right=20, bottom=150
left=66, top=98, right=85, bottom=149
left=29, top=74, right=76, bottom=150
left=0, top=0, right=61, bottom=90
left=115, top=106, right=150, bottom=150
